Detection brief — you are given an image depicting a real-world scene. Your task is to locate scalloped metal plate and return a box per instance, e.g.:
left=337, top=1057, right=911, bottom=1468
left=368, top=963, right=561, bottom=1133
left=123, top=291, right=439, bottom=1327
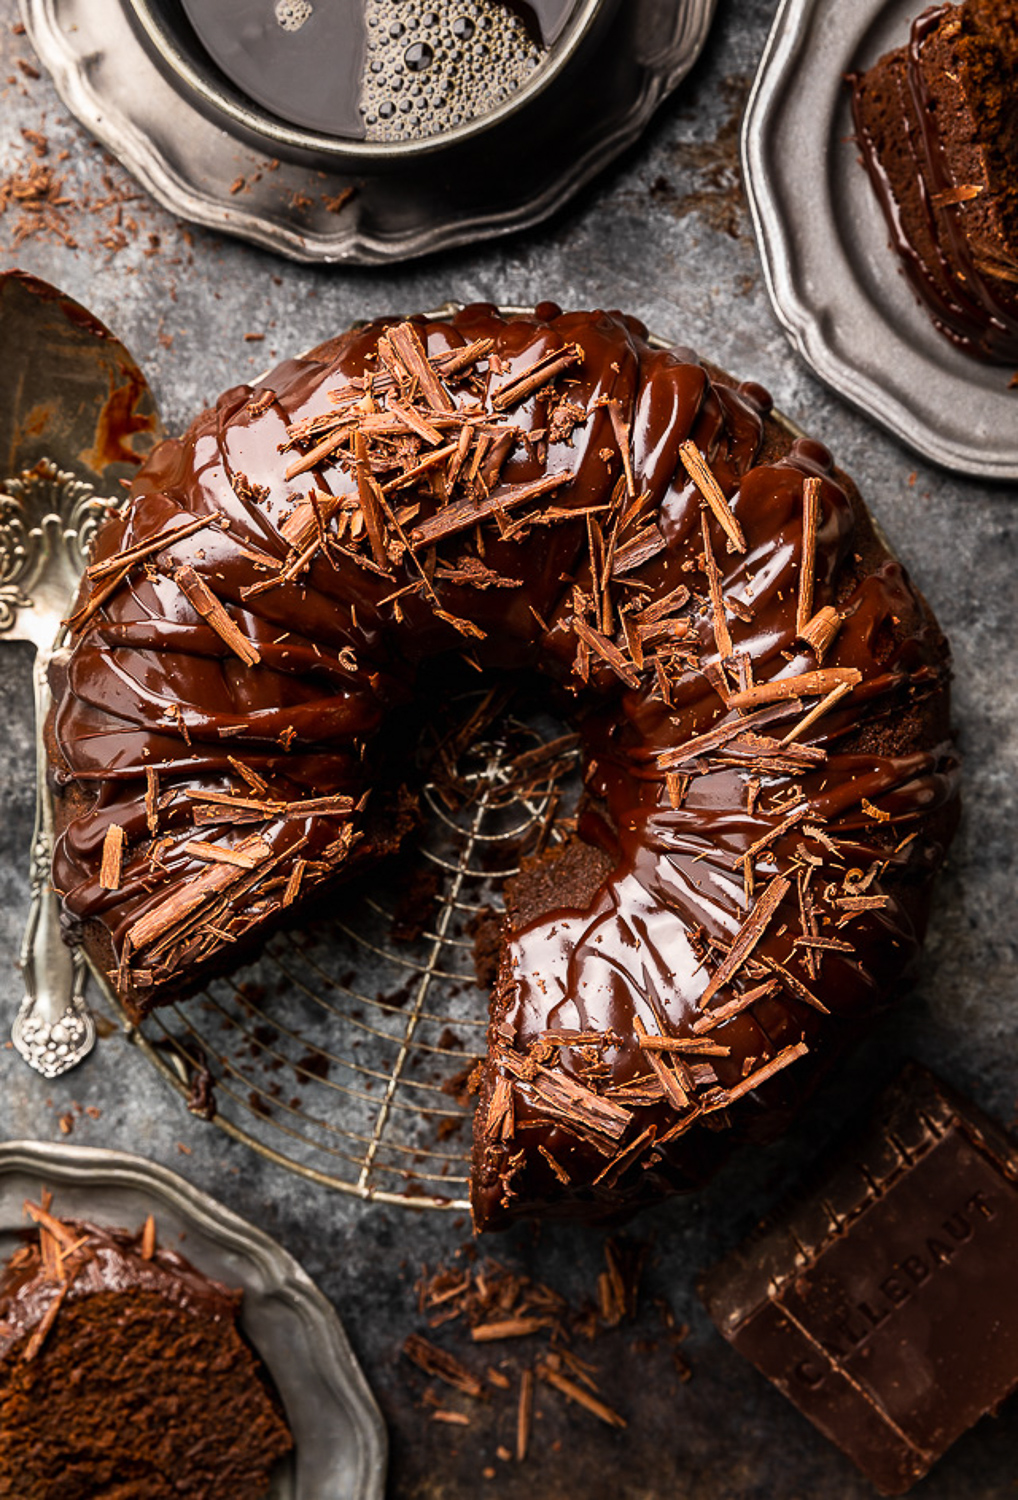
left=0, top=1140, right=387, bottom=1500
left=21, top=0, right=719, bottom=266
left=742, top=0, right=1018, bottom=482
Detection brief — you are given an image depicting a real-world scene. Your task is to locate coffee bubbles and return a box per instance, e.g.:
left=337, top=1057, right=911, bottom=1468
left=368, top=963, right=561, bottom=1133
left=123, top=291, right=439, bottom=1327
left=361, top=1, right=542, bottom=141
left=180, top=0, right=571, bottom=143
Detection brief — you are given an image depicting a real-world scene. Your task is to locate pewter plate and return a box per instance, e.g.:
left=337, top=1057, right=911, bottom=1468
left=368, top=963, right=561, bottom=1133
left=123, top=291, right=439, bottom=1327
left=0, top=1140, right=387, bottom=1500
left=21, top=0, right=719, bottom=265
left=742, top=0, right=1018, bottom=482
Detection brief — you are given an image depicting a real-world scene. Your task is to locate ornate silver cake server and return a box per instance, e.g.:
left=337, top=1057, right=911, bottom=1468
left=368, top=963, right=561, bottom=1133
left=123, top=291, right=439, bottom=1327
left=0, top=271, right=161, bottom=1078
left=5, top=464, right=114, bottom=1077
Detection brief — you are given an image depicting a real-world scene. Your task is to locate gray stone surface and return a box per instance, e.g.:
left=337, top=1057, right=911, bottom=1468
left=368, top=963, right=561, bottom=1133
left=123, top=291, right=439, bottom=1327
left=1, top=2, right=1017, bottom=1496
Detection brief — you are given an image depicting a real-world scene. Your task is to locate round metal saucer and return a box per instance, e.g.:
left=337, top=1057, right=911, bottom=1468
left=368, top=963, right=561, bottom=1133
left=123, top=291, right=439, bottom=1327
left=21, top=0, right=719, bottom=265
left=742, top=0, right=1018, bottom=482
left=0, top=1139, right=387, bottom=1500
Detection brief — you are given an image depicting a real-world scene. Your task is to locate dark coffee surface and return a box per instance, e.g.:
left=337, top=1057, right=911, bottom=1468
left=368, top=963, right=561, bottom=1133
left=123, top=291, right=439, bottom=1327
left=181, top=0, right=368, bottom=139
left=179, top=0, right=576, bottom=140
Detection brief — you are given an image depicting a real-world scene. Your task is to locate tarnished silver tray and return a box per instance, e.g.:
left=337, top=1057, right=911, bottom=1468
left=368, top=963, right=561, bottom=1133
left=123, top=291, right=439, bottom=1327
left=20, top=0, right=719, bottom=265
left=0, top=1139, right=387, bottom=1500
left=742, top=0, right=1018, bottom=482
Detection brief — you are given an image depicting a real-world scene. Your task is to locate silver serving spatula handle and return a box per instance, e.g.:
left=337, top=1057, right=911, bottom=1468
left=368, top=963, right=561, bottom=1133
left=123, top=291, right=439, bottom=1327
left=11, top=643, right=95, bottom=1078
left=0, top=460, right=118, bottom=1079
left=0, top=270, right=162, bottom=1079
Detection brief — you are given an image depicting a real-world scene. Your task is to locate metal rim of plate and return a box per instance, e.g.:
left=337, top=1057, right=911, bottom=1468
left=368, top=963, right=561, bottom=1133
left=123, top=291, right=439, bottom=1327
left=75, top=307, right=806, bottom=1215
left=0, top=1139, right=388, bottom=1500
left=20, top=0, right=720, bottom=265
left=741, top=0, right=1018, bottom=483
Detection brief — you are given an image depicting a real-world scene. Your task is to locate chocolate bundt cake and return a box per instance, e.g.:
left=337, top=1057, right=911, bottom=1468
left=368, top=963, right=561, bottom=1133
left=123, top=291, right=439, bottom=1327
left=49, top=305, right=958, bottom=1228
left=850, top=0, right=1018, bottom=363
left=0, top=1203, right=292, bottom=1498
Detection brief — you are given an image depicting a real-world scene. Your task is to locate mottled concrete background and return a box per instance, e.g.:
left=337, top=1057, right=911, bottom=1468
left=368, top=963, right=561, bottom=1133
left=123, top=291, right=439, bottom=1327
left=1, top=2, right=1016, bottom=1496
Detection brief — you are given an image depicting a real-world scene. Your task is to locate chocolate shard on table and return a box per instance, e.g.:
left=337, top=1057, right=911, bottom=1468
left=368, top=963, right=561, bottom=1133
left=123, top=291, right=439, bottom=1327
left=700, top=1064, right=1018, bottom=1495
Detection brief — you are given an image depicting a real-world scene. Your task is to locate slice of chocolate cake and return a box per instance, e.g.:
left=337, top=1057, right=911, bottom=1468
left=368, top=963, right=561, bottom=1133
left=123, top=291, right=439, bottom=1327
left=0, top=1202, right=293, bottom=1499
left=850, top=0, right=1018, bottom=363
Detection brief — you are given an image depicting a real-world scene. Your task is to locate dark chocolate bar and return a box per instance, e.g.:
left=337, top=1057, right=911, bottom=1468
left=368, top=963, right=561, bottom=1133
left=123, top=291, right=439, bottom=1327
left=700, top=1065, right=1018, bottom=1495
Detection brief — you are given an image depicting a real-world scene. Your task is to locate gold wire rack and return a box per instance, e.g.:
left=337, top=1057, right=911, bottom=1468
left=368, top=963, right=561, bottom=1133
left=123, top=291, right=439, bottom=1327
left=109, top=709, right=578, bottom=1211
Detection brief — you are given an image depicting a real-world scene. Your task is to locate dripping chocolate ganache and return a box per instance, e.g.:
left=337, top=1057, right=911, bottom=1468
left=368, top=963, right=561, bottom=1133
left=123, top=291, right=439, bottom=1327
left=49, top=305, right=959, bottom=1227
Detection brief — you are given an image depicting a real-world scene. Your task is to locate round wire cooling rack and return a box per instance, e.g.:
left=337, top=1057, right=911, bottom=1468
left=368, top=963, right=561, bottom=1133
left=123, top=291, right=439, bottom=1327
left=102, top=706, right=580, bottom=1212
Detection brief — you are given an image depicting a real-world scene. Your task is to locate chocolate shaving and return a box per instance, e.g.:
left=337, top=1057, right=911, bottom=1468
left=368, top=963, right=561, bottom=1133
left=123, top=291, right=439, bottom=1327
left=184, top=788, right=353, bottom=818
left=700, top=510, right=734, bottom=662
left=282, top=858, right=307, bottom=908
left=24, top=1202, right=78, bottom=1252
left=637, top=583, right=690, bottom=627
left=485, top=1075, right=515, bottom=1142
left=145, top=768, right=159, bottom=837
left=592, top=1124, right=658, bottom=1188
left=727, top=667, right=861, bottom=711
left=680, top=440, right=746, bottom=553
left=538, top=1143, right=570, bottom=1184
left=140, top=1214, right=156, bottom=1260
left=835, top=893, right=891, bottom=912
left=409, top=471, right=574, bottom=551
left=705, top=1040, right=809, bottom=1109
left=632, top=1017, right=690, bottom=1109
left=499, top=1049, right=631, bottom=1154
left=174, top=565, right=260, bottom=667
left=125, top=834, right=272, bottom=953
left=699, top=875, right=791, bottom=1010
left=536, top=1360, right=627, bottom=1429
left=434, top=557, right=523, bottom=589
left=798, top=604, right=841, bottom=662
left=284, top=426, right=351, bottom=481
left=182, top=840, right=262, bottom=870
left=21, top=1283, right=70, bottom=1362
left=99, top=824, right=126, bottom=890
left=734, top=803, right=810, bottom=871
left=402, top=1334, right=485, bottom=1399
left=759, top=956, right=830, bottom=1014
left=780, top=678, right=855, bottom=744
left=471, top=1317, right=553, bottom=1343
left=606, top=399, right=637, bottom=498
left=353, top=429, right=391, bottom=570
left=796, top=478, right=822, bottom=638
left=636, top=1036, right=731, bottom=1056
left=572, top=618, right=640, bottom=688
left=86, top=512, right=223, bottom=583
left=655, top=699, right=804, bottom=770
left=388, top=322, right=456, bottom=413
left=611, top=523, right=667, bottom=576
left=491, top=343, right=584, bottom=411
left=930, top=183, right=984, bottom=206
left=280, top=489, right=345, bottom=550
left=517, top=1369, right=534, bottom=1462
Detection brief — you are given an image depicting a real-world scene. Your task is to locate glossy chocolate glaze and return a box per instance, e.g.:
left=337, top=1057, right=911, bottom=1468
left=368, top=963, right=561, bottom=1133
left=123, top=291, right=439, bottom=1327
left=850, top=5, right=1018, bottom=363
left=50, top=305, right=957, bottom=1227
left=0, top=1216, right=239, bottom=1360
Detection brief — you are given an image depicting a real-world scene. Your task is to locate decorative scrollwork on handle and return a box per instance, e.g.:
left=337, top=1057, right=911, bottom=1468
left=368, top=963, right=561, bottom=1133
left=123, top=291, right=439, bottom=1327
left=2, top=459, right=128, bottom=1078
left=0, top=460, right=128, bottom=632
